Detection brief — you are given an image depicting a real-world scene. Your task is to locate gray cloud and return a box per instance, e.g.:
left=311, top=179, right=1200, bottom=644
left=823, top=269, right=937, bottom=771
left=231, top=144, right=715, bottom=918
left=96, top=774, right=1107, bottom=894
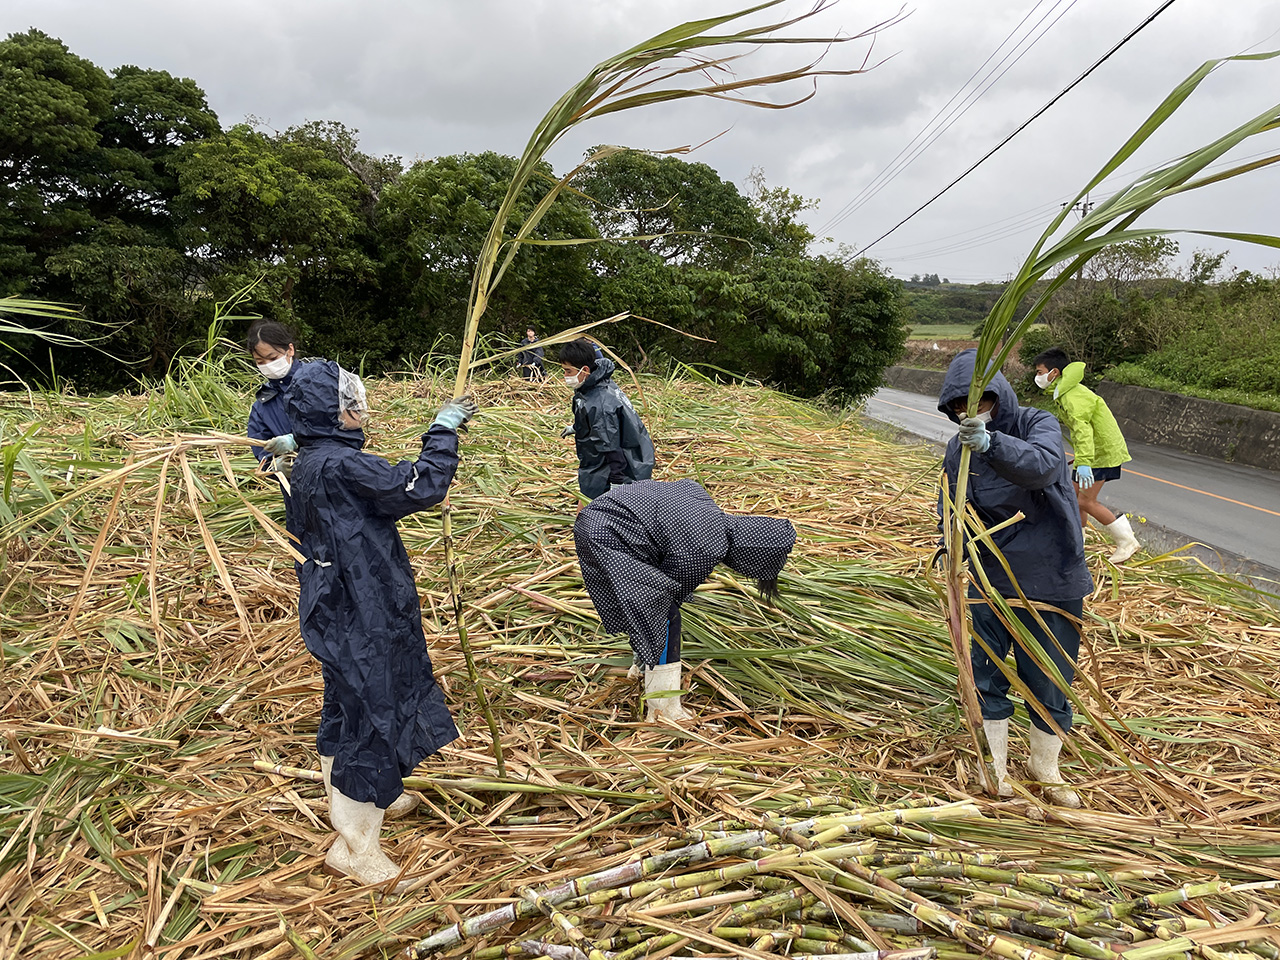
left=6, top=0, right=1280, bottom=281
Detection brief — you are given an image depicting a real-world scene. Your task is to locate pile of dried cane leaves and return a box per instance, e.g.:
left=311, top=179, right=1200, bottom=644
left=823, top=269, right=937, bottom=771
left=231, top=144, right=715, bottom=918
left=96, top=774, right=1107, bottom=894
left=2, top=368, right=1280, bottom=960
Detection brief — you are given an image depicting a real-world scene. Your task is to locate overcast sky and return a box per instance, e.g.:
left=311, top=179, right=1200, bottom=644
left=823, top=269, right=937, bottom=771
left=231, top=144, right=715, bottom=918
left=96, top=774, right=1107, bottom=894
left=8, top=0, right=1280, bottom=283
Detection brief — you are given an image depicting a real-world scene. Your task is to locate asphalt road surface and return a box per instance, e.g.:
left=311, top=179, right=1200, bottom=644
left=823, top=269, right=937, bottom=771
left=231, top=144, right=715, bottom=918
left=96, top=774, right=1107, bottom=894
left=864, top=387, right=1280, bottom=582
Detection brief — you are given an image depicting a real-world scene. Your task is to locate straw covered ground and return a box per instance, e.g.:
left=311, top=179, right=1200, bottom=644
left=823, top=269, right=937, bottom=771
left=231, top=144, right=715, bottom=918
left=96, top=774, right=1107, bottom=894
left=3, top=368, right=1280, bottom=960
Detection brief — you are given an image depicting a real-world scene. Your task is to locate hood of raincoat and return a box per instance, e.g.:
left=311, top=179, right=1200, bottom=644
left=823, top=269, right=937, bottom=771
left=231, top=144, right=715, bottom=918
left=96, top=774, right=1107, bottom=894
left=724, top=515, right=797, bottom=582
left=580, top=356, right=618, bottom=390
left=936, top=350, right=1093, bottom=602
left=1051, top=361, right=1087, bottom=400
left=285, top=360, right=366, bottom=448
left=937, top=349, right=1020, bottom=435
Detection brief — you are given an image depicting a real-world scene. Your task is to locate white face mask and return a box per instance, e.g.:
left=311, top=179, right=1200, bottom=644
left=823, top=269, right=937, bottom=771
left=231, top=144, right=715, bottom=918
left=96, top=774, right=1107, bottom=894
left=257, top=355, right=293, bottom=380
left=974, top=410, right=993, bottom=424
left=1034, top=371, right=1052, bottom=389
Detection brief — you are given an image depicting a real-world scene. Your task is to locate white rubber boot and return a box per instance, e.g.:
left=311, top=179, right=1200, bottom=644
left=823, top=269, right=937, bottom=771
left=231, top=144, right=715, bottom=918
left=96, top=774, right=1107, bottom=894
left=320, top=755, right=334, bottom=801
left=981, top=719, right=1014, bottom=797
left=643, top=661, right=695, bottom=723
left=385, top=791, right=419, bottom=819
left=323, top=756, right=415, bottom=819
left=1104, top=515, right=1140, bottom=564
left=325, top=787, right=407, bottom=889
left=1028, top=726, right=1082, bottom=808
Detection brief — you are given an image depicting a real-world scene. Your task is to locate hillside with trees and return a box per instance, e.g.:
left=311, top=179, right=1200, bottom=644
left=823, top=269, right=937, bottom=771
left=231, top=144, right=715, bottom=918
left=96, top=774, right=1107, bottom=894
left=0, top=30, right=906, bottom=401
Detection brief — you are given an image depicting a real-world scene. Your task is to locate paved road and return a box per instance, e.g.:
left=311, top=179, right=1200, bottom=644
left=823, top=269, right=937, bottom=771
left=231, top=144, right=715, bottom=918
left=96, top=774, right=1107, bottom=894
left=864, top=387, right=1280, bottom=580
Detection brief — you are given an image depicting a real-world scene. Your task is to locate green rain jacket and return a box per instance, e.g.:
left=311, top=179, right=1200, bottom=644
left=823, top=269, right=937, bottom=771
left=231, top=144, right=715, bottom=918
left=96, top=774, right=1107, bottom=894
left=1046, top=362, right=1131, bottom=469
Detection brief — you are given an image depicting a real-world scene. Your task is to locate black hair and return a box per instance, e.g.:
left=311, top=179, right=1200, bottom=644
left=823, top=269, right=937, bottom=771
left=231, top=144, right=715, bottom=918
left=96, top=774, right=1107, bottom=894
left=758, top=577, right=781, bottom=603
left=1032, top=347, right=1070, bottom=373
left=246, top=320, right=296, bottom=354
left=558, top=338, right=598, bottom=371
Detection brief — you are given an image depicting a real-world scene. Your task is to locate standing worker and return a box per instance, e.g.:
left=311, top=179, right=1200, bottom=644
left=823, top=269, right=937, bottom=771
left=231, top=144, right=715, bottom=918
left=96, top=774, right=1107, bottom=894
left=1032, top=348, right=1140, bottom=563
left=939, top=350, right=1093, bottom=807
left=559, top=338, right=654, bottom=501
left=517, top=327, right=545, bottom=381
left=246, top=321, right=307, bottom=534
left=286, top=360, right=477, bottom=888
left=574, top=479, right=796, bottom=723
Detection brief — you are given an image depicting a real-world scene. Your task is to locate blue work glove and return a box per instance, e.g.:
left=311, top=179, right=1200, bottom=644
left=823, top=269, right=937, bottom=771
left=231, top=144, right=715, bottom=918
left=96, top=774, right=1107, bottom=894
left=957, top=417, right=991, bottom=454
left=432, top=394, right=479, bottom=431
left=262, top=433, right=297, bottom=456
left=1075, top=464, right=1095, bottom=489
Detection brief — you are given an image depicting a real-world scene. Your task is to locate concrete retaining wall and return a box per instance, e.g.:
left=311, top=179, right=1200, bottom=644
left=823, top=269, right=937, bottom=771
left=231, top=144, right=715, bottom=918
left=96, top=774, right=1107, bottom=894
left=1095, top=382, right=1280, bottom=472
left=883, top=366, right=1280, bottom=471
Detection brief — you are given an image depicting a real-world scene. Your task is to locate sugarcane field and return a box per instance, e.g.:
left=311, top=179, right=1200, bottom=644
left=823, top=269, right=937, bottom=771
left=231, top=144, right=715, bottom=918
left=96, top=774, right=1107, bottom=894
left=7, top=1, right=1280, bottom=959
left=1, top=360, right=1278, bottom=959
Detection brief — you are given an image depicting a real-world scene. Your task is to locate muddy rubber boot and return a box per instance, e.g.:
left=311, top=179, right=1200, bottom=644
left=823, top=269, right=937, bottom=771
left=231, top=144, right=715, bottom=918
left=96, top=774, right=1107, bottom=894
left=385, top=791, right=419, bottom=819
left=1028, top=726, right=1082, bottom=808
left=643, top=661, right=695, bottom=724
left=320, top=755, right=334, bottom=802
left=325, top=787, right=407, bottom=890
left=1104, top=515, right=1140, bottom=564
left=981, top=719, right=1014, bottom=797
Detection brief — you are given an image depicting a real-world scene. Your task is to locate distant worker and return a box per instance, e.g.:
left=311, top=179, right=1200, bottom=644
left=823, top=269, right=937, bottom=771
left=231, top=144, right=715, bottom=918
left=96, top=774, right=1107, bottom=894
left=1033, top=348, right=1140, bottom=563
left=574, top=479, right=796, bottom=723
left=286, top=360, right=477, bottom=888
left=517, top=327, right=545, bottom=381
left=559, top=338, right=654, bottom=501
left=938, top=349, right=1093, bottom=807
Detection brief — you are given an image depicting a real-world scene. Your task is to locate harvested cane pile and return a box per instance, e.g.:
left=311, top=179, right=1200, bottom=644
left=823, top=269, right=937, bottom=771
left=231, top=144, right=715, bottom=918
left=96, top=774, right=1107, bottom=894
left=2, top=367, right=1280, bottom=960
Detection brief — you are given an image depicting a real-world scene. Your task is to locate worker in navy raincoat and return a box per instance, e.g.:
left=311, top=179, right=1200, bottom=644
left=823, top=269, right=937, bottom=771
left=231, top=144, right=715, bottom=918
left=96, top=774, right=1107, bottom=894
left=246, top=320, right=307, bottom=538
left=938, top=349, right=1093, bottom=808
left=286, top=360, right=477, bottom=888
left=574, top=479, right=796, bottom=724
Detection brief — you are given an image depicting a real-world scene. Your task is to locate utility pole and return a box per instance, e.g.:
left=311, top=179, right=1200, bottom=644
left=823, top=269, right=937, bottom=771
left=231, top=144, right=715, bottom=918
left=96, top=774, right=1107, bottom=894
left=1061, top=194, right=1094, bottom=282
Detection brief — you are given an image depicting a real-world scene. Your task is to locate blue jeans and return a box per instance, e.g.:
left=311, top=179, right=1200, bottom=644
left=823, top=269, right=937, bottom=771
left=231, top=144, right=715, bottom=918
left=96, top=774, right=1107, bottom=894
left=970, top=598, right=1083, bottom=734
left=659, top=601, right=682, bottom=665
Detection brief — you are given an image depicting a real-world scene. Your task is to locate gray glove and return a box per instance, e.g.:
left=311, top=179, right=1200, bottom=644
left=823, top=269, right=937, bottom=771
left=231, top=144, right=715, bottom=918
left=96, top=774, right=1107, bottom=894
left=958, top=417, right=991, bottom=453
left=262, top=433, right=297, bottom=456
left=559, top=423, right=575, bottom=439
left=269, top=455, right=294, bottom=480
left=432, top=394, right=479, bottom=431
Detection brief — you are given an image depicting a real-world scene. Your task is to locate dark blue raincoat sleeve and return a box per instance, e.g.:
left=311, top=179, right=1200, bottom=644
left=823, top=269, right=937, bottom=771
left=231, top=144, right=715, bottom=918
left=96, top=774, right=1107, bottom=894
left=339, top=425, right=460, bottom=520
left=979, top=410, right=1065, bottom=491
left=247, top=401, right=273, bottom=463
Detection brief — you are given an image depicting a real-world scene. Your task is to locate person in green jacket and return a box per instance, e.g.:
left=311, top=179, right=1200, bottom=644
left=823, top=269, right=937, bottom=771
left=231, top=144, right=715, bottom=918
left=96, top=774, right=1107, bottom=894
left=1033, top=348, right=1141, bottom=563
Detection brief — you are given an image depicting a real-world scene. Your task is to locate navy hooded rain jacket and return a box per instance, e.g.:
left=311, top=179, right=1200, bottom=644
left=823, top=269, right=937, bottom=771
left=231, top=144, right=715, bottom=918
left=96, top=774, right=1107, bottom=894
left=286, top=362, right=460, bottom=807
left=248, top=363, right=301, bottom=536
left=570, top=358, right=655, bottom=499
left=937, top=350, right=1093, bottom=602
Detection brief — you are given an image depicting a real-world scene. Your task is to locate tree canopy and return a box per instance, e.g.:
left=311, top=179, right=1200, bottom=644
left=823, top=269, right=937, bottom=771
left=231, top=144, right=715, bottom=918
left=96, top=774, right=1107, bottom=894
left=0, top=31, right=908, bottom=402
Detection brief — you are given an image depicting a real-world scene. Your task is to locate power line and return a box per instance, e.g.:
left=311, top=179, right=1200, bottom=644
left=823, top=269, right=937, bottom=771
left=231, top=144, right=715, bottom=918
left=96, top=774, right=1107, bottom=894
left=819, top=0, right=1079, bottom=235
left=868, top=145, right=1280, bottom=266
left=845, top=0, right=1182, bottom=263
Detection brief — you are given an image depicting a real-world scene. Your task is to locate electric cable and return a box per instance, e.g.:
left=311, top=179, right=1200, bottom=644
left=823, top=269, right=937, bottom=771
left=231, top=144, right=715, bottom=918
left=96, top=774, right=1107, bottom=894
left=845, top=0, right=1181, bottom=263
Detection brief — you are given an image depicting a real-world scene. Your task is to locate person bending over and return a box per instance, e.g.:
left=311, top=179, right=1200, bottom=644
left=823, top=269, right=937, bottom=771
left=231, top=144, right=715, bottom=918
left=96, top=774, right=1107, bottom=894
left=574, top=478, right=795, bottom=724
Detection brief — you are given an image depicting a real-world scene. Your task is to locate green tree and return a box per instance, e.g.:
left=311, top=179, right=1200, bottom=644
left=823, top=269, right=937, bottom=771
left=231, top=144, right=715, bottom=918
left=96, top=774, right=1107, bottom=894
left=375, top=151, right=599, bottom=361
left=0, top=31, right=221, bottom=386
left=576, top=150, right=765, bottom=267
left=173, top=123, right=377, bottom=354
